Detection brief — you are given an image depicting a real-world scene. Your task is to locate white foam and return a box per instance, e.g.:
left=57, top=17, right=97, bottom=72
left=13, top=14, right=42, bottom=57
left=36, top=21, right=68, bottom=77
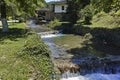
left=61, top=73, right=120, bottom=80
left=41, top=34, right=63, bottom=38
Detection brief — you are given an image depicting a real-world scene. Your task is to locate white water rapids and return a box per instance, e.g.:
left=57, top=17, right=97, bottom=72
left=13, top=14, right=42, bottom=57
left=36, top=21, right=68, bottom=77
left=39, top=32, right=120, bottom=80
left=40, top=33, right=63, bottom=38
left=61, top=73, right=120, bottom=80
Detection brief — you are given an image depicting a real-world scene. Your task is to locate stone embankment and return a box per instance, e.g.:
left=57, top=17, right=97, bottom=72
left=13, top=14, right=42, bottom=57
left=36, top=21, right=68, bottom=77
left=55, top=56, right=120, bottom=75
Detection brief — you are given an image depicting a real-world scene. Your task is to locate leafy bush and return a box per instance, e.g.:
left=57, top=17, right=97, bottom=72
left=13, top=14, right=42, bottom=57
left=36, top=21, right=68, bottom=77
left=47, top=19, right=62, bottom=29
left=23, top=32, right=50, bottom=56
left=80, top=5, right=93, bottom=24
left=18, top=30, right=53, bottom=80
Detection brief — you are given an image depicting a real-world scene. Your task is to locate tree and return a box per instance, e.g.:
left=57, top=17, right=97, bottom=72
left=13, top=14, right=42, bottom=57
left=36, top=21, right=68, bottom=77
left=0, top=0, right=45, bottom=32
left=66, top=0, right=90, bottom=24
left=90, top=0, right=120, bottom=13
left=111, top=0, right=120, bottom=12
left=0, top=0, right=8, bottom=32
left=80, top=5, right=93, bottom=24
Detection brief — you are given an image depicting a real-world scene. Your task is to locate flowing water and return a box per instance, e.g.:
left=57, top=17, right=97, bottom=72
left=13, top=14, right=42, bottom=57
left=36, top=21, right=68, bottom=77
left=61, top=73, right=120, bottom=80
left=39, top=33, right=65, bottom=58
left=39, top=32, right=120, bottom=80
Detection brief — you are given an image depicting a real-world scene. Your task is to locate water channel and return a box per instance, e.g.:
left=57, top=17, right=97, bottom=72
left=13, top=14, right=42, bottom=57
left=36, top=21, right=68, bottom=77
left=38, top=31, right=120, bottom=80
left=38, top=29, right=120, bottom=80
left=27, top=20, right=120, bottom=80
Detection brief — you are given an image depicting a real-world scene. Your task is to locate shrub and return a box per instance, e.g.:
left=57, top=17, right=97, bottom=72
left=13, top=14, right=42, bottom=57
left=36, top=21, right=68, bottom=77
left=80, top=5, right=93, bottom=24
left=23, top=33, right=50, bottom=56
left=18, top=30, right=53, bottom=80
left=47, top=19, right=61, bottom=29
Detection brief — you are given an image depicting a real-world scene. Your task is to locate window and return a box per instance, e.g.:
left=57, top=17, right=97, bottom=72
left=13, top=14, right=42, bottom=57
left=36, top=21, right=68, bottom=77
left=62, top=6, right=64, bottom=10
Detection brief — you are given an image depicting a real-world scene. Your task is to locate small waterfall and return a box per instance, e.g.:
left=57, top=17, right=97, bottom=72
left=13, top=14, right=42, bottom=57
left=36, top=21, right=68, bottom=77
left=38, top=30, right=63, bottom=38
left=41, top=33, right=63, bottom=38
left=39, top=31, right=120, bottom=80
left=61, top=73, right=120, bottom=80
left=59, top=57, right=120, bottom=80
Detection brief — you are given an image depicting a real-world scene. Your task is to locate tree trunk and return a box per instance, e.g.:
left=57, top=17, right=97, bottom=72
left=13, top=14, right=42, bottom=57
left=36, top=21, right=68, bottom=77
left=1, top=0, right=9, bottom=32
left=1, top=18, right=8, bottom=32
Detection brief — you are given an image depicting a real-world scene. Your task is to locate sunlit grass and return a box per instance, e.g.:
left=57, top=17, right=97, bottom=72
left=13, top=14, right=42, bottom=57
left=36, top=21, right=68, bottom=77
left=9, top=23, right=26, bottom=29
left=0, top=23, right=52, bottom=80
left=90, top=13, right=120, bottom=29
left=0, top=23, right=30, bottom=79
left=54, top=34, right=84, bottom=50
left=53, top=34, right=109, bottom=58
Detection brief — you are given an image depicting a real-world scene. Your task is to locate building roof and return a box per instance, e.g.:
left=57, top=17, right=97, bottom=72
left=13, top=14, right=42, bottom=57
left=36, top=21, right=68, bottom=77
left=38, top=7, right=51, bottom=12
left=48, top=0, right=67, bottom=5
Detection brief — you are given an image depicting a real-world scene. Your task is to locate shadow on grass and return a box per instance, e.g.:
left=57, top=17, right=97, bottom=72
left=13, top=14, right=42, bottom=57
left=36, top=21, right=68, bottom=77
left=0, top=28, right=28, bottom=42
left=61, top=23, right=120, bottom=58
left=67, top=47, right=90, bottom=58
left=89, top=27, right=120, bottom=56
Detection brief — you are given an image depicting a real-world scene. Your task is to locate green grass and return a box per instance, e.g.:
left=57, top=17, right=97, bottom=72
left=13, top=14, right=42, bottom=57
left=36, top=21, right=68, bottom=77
left=89, top=12, right=120, bottom=29
left=54, top=34, right=84, bottom=50
left=53, top=34, right=109, bottom=58
left=0, top=22, right=25, bottom=28
left=0, top=23, right=52, bottom=80
left=9, top=23, right=26, bottom=29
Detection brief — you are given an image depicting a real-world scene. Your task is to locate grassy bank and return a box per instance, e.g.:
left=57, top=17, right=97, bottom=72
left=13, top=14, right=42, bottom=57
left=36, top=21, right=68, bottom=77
left=53, top=34, right=110, bottom=58
left=53, top=19, right=120, bottom=57
left=0, top=23, right=52, bottom=80
left=54, top=34, right=84, bottom=50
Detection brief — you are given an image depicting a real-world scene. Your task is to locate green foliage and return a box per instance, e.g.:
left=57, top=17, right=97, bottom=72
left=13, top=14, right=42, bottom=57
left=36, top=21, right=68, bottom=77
left=0, top=0, right=46, bottom=20
left=61, top=23, right=90, bottom=34
left=22, top=32, right=50, bottom=56
left=19, top=31, right=52, bottom=80
left=15, top=0, right=45, bottom=16
left=66, top=0, right=90, bottom=24
left=91, top=0, right=120, bottom=13
left=80, top=5, right=93, bottom=24
left=111, top=0, right=120, bottom=11
left=65, top=0, right=120, bottom=25
left=46, top=19, right=62, bottom=29
left=92, top=11, right=120, bottom=28
left=0, top=23, right=52, bottom=80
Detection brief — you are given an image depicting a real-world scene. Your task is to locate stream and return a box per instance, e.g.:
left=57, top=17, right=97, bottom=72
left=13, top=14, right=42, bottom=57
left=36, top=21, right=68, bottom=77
left=39, top=31, right=120, bottom=80
left=27, top=20, right=120, bottom=80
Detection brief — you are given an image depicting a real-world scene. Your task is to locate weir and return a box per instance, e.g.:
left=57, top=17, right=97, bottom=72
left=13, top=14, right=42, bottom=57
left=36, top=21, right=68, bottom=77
left=56, top=57, right=120, bottom=74
left=37, top=30, right=59, bottom=35
left=39, top=31, right=120, bottom=80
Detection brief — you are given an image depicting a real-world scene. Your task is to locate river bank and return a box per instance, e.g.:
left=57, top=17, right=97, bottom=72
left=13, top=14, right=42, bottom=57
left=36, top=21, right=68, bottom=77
left=28, top=20, right=120, bottom=80
left=40, top=32, right=120, bottom=80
